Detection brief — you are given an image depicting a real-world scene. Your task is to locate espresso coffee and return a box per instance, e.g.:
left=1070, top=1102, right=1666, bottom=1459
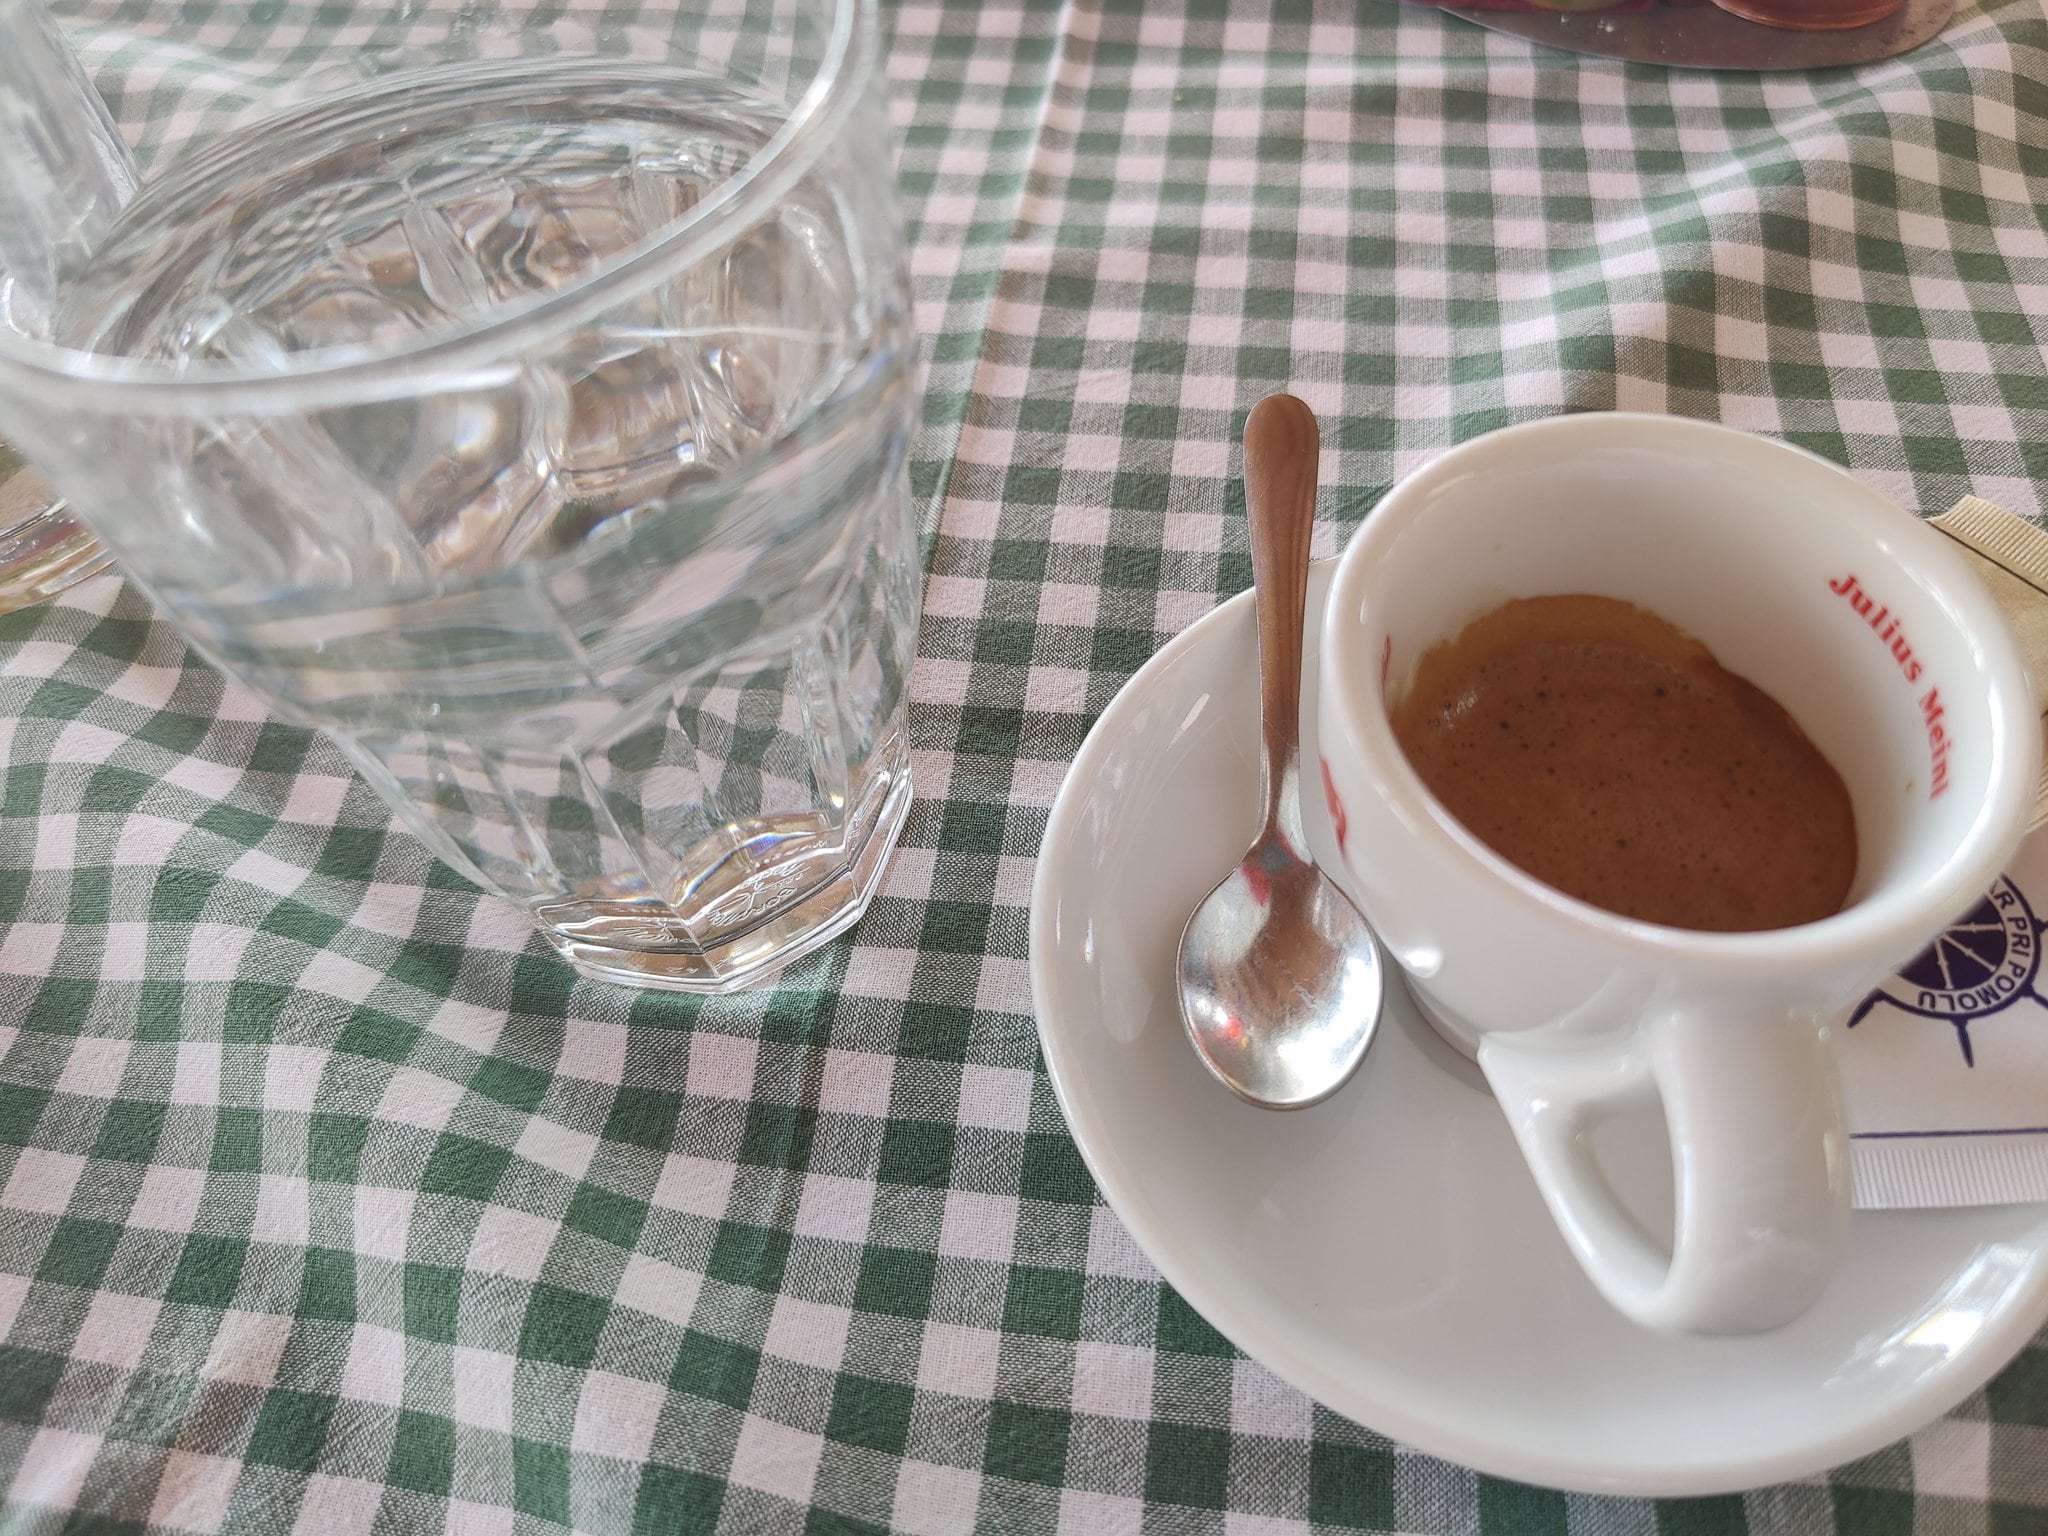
left=1388, top=594, right=1856, bottom=932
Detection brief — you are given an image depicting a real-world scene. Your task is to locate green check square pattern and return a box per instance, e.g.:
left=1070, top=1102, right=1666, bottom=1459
left=6, top=0, right=2048, bottom=1531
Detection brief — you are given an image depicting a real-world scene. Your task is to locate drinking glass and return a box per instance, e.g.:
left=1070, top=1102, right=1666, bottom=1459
left=1705, top=0, right=1907, bottom=28
left=0, top=0, right=130, bottom=609
left=0, top=448, right=108, bottom=608
left=0, top=0, right=922, bottom=992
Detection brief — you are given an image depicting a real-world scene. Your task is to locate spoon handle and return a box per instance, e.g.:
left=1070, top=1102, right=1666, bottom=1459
left=1243, top=393, right=1320, bottom=830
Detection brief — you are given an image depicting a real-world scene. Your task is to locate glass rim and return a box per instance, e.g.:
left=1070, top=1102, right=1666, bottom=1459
left=0, top=0, right=868, bottom=415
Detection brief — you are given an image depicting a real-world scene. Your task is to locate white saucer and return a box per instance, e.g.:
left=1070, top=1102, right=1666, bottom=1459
left=1028, top=563, right=2048, bottom=1497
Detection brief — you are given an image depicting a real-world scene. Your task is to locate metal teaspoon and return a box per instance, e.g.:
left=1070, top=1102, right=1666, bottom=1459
left=1175, top=394, right=1384, bottom=1109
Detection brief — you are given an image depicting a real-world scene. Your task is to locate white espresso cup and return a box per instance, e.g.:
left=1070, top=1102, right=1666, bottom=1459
left=1317, top=414, right=2040, bottom=1334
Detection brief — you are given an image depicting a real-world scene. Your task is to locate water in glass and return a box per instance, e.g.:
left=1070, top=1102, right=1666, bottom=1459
left=37, top=56, right=919, bottom=990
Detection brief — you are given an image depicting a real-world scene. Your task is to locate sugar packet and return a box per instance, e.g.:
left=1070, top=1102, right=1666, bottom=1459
left=1842, top=497, right=2048, bottom=1209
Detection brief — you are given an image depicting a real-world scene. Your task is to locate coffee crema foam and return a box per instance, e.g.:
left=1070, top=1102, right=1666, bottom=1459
left=1388, top=595, right=1857, bottom=933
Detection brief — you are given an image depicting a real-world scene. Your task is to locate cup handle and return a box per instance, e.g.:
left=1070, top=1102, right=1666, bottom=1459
left=1478, top=1009, right=1850, bottom=1334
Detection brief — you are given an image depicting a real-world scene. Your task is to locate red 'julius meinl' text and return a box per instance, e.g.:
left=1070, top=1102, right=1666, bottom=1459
left=1829, top=572, right=1949, bottom=799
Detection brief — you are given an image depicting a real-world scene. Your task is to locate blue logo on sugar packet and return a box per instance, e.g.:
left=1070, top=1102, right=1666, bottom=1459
left=1848, top=877, right=2048, bottom=1067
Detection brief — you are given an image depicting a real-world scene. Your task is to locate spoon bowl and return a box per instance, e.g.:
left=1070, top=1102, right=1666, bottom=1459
left=1176, top=394, right=1383, bottom=1109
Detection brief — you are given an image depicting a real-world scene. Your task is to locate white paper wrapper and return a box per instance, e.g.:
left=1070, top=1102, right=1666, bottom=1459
left=1839, top=499, right=2048, bottom=1209
left=1843, top=824, right=2048, bottom=1207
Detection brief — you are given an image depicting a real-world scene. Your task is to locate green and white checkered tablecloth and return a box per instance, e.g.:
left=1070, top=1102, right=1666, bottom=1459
left=7, top=0, right=2048, bottom=1530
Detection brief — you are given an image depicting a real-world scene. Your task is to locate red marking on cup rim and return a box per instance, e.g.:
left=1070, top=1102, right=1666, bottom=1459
left=1828, top=571, right=1948, bottom=799
left=1321, top=757, right=1349, bottom=857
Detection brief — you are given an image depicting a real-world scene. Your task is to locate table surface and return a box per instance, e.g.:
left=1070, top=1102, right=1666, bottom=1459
left=6, top=0, right=2048, bottom=1531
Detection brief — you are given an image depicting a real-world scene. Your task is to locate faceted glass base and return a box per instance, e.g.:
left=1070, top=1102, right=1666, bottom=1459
left=536, top=755, right=911, bottom=992
left=0, top=461, right=112, bottom=613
